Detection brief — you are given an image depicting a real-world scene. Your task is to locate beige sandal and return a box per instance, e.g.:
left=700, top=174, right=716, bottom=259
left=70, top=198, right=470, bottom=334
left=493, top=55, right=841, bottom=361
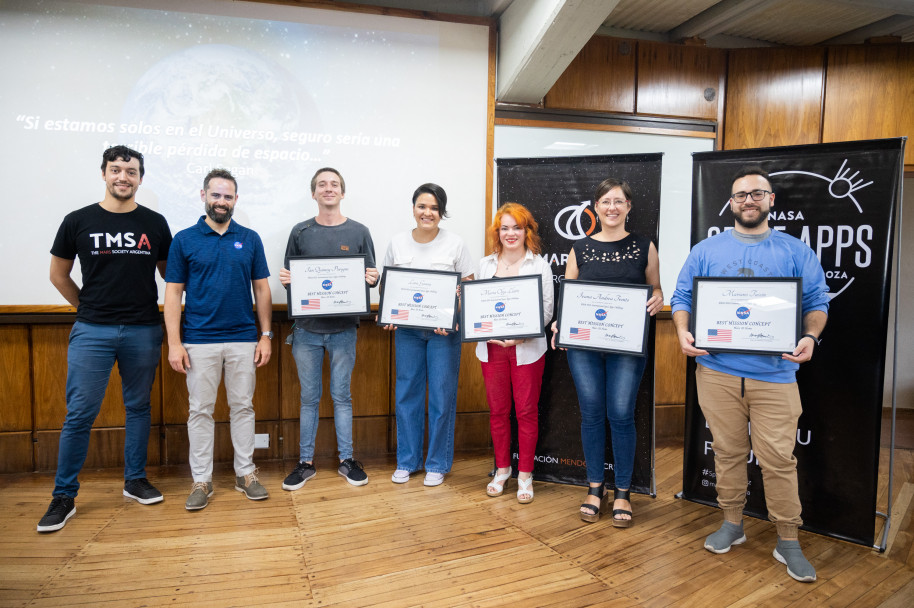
left=516, top=475, right=534, bottom=503
left=486, top=467, right=512, bottom=497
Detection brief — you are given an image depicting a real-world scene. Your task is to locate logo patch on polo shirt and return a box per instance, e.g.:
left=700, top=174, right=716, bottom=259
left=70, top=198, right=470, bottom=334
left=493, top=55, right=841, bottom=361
left=234, top=242, right=243, bottom=249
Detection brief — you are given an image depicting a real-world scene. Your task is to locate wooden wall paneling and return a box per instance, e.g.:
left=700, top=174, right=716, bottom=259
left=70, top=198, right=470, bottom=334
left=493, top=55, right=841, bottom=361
left=824, top=44, right=914, bottom=166
left=160, top=341, right=187, bottom=425
left=654, top=317, right=687, bottom=406
left=454, top=412, right=492, bottom=451
left=724, top=47, right=825, bottom=151
left=0, top=432, right=33, bottom=473
left=457, top=342, right=487, bottom=413
left=636, top=41, right=725, bottom=120
left=352, top=416, right=391, bottom=456
left=32, top=324, right=74, bottom=429
left=32, top=324, right=161, bottom=430
left=160, top=326, right=281, bottom=424
left=281, top=419, right=299, bottom=461
left=0, top=325, right=32, bottom=431
left=544, top=36, right=636, bottom=113
left=279, top=320, right=299, bottom=420
left=351, top=324, right=391, bottom=417
left=254, top=323, right=281, bottom=420
left=36, top=427, right=161, bottom=472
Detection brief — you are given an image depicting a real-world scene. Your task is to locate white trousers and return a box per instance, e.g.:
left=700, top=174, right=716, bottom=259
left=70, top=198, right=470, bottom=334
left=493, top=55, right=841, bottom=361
left=185, top=342, right=257, bottom=481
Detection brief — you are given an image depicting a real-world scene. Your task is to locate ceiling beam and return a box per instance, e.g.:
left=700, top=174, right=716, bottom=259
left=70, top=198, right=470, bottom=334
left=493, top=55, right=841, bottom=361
left=496, top=0, right=621, bottom=103
left=669, top=0, right=778, bottom=41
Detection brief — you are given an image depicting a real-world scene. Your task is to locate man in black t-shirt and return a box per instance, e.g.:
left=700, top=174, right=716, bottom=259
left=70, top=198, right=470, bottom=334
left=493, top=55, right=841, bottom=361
left=37, top=145, right=173, bottom=533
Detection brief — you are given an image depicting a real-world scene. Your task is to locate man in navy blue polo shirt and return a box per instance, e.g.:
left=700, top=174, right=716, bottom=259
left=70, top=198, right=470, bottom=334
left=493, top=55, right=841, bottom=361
left=164, top=168, right=273, bottom=511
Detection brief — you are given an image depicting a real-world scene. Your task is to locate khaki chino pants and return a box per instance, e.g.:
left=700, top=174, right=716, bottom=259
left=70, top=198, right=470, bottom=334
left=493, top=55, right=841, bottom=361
left=185, top=342, right=258, bottom=482
left=695, top=364, right=804, bottom=539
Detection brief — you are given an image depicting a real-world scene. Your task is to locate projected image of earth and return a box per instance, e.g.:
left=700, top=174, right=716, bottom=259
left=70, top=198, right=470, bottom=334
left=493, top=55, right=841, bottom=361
left=120, top=43, right=322, bottom=227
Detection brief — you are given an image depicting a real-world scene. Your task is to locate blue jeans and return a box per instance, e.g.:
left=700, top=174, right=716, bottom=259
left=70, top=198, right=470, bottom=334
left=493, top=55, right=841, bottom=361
left=292, top=326, right=357, bottom=462
left=54, top=321, right=163, bottom=498
left=394, top=328, right=461, bottom=474
left=567, top=348, right=647, bottom=489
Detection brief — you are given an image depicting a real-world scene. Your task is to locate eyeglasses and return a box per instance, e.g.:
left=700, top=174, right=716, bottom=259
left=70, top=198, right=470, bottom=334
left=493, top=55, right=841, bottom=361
left=731, top=189, right=771, bottom=203
left=597, top=199, right=628, bottom=208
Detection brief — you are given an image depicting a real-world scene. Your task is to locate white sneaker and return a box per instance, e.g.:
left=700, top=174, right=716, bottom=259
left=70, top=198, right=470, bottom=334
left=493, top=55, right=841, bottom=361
left=423, top=472, right=445, bottom=487
left=391, top=469, right=411, bottom=484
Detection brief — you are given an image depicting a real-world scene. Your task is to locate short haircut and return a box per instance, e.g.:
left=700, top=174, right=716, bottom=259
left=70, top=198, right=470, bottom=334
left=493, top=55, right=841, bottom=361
left=203, top=168, right=238, bottom=193
left=487, top=202, right=542, bottom=255
left=593, top=177, right=633, bottom=205
left=412, top=183, right=449, bottom=218
left=101, top=145, right=144, bottom=178
left=311, top=167, right=345, bottom=194
left=731, top=165, right=773, bottom=192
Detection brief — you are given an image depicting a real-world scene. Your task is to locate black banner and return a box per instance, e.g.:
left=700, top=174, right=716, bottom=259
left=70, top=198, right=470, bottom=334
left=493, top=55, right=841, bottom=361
left=496, top=154, right=662, bottom=494
left=682, top=139, right=905, bottom=545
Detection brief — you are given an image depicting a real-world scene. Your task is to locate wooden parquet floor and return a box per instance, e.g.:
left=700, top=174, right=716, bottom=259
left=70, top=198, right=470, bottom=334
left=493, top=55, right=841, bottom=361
left=2, top=444, right=913, bottom=607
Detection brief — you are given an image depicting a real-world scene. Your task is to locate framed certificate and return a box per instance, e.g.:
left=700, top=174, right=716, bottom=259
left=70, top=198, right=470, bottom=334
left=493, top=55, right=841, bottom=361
left=690, top=277, right=802, bottom=355
left=287, top=255, right=370, bottom=318
left=460, top=275, right=545, bottom=342
left=555, top=280, right=652, bottom=355
left=377, top=267, right=461, bottom=331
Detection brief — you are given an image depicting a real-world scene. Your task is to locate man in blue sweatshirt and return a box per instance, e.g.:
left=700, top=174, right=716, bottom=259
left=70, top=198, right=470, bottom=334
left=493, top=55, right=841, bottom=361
left=671, top=166, right=829, bottom=583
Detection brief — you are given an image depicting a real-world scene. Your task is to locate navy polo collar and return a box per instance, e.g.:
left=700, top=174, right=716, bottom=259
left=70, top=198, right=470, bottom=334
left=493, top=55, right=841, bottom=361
left=195, top=215, right=237, bottom=236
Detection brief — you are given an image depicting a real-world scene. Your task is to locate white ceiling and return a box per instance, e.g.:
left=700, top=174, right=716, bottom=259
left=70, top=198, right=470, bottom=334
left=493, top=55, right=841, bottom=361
left=331, top=0, right=914, bottom=46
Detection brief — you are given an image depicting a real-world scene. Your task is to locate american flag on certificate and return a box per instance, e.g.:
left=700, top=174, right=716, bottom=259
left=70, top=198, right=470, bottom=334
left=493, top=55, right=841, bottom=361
left=707, top=328, right=732, bottom=342
left=300, top=299, right=321, bottom=310
left=391, top=309, right=409, bottom=320
left=474, top=321, right=493, bottom=333
left=569, top=327, right=590, bottom=340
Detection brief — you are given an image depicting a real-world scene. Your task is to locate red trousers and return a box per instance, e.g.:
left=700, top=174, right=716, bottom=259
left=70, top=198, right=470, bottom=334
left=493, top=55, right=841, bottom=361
left=480, top=345, right=545, bottom=472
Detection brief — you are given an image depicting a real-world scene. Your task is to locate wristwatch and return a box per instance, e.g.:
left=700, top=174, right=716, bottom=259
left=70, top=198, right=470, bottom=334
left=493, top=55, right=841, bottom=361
left=800, top=333, right=820, bottom=345
left=261, top=331, right=274, bottom=340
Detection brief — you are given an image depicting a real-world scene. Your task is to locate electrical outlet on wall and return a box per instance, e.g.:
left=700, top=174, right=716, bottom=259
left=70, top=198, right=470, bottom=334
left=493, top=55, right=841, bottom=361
left=254, top=434, right=270, bottom=449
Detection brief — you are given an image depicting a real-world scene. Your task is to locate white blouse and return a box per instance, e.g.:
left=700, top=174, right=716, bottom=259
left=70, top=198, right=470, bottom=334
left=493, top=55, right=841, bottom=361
left=474, top=249, right=554, bottom=365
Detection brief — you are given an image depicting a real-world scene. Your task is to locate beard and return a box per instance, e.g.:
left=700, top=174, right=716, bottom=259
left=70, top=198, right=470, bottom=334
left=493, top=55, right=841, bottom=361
left=206, top=202, right=233, bottom=224
left=734, top=207, right=768, bottom=230
left=107, top=182, right=136, bottom=201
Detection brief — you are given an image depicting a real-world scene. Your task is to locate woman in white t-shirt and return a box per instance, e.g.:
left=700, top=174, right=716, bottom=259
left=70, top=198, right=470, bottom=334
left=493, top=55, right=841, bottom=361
left=475, top=203, right=553, bottom=503
left=381, top=183, right=475, bottom=487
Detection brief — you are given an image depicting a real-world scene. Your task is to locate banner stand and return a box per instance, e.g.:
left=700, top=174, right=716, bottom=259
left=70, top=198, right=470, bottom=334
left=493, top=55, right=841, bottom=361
left=876, top=151, right=906, bottom=552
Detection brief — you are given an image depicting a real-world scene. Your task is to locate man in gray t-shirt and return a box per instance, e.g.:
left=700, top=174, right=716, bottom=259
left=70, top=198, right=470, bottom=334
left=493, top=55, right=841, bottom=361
left=279, top=167, right=378, bottom=491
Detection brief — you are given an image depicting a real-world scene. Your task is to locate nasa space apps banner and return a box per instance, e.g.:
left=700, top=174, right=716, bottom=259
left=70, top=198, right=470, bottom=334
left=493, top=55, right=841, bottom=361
left=496, top=154, right=662, bottom=493
left=682, top=139, right=904, bottom=545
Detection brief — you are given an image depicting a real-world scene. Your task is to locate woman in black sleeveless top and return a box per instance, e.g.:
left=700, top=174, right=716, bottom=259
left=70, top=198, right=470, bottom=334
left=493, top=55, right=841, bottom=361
left=553, top=178, right=663, bottom=526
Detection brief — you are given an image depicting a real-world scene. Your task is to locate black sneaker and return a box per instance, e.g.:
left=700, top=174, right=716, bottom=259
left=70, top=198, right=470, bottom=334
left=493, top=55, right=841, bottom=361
left=338, top=458, right=368, bottom=486
left=282, top=461, right=316, bottom=491
left=37, top=496, right=76, bottom=533
left=123, top=478, right=164, bottom=504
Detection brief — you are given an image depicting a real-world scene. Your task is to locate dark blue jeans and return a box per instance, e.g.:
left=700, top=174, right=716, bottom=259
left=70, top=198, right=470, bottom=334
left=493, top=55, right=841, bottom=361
left=54, top=321, right=163, bottom=497
left=567, top=348, right=647, bottom=489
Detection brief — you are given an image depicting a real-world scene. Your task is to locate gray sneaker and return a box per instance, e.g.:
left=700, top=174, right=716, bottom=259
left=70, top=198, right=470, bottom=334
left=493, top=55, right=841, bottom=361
left=704, top=520, right=747, bottom=554
left=235, top=469, right=269, bottom=500
left=185, top=481, right=214, bottom=511
left=773, top=538, right=817, bottom=582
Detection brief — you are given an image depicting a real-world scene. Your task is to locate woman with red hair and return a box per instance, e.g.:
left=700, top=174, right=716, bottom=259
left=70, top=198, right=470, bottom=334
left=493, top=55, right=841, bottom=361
left=475, top=203, right=553, bottom=503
